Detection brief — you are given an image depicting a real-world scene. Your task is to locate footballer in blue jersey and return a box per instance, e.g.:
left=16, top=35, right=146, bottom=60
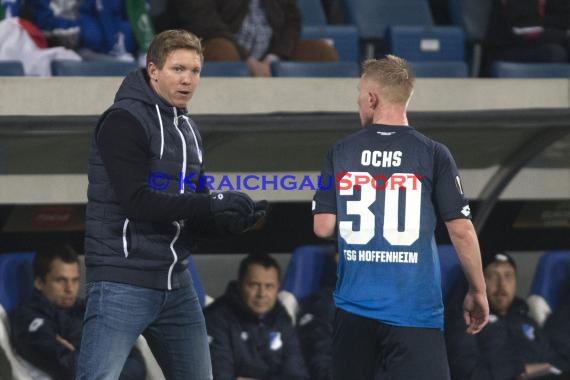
left=313, top=55, right=489, bottom=380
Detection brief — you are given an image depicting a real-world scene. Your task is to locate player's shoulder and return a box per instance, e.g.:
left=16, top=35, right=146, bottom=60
left=334, top=128, right=368, bottom=147
left=409, top=127, right=452, bottom=154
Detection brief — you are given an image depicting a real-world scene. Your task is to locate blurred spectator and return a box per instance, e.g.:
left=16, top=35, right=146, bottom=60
left=154, top=0, right=338, bottom=76
left=205, top=253, right=310, bottom=380
left=0, top=17, right=81, bottom=75
left=21, top=0, right=138, bottom=60
left=445, top=252, right=567, bottom=380
left=484, top=0, right=569, bottom=69
left=9, top=245, right=146, bottom=380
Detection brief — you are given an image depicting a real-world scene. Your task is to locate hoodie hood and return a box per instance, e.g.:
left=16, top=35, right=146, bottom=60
left=114, top=68, right=187, bottom=117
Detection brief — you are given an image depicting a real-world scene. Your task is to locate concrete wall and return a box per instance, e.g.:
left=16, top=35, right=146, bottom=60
left=0, top=77, right=568, bottom=116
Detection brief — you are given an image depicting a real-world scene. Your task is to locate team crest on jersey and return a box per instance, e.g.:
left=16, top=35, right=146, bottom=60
left=269, top=332, right=283, bottom=351
left=29, top=318, right=44, bottom=332
left=522, top=323, right=536, bottom=341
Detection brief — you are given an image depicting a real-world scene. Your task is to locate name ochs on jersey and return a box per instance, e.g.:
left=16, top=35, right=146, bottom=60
left=360, top=150, right=402, bottom=168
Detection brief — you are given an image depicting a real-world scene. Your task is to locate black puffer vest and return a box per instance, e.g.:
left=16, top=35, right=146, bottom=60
left=85, top=69, right=204, bottom=290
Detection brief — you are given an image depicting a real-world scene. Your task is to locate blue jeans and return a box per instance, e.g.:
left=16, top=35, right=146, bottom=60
left=76, top=281, right=212, bottom=380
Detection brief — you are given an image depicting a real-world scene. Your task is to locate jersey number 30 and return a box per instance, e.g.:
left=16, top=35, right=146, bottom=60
left=339, top=172, right=421, bottom=246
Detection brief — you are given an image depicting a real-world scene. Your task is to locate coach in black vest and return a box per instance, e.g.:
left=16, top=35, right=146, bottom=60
left=77, top=29, right=266, bottom=380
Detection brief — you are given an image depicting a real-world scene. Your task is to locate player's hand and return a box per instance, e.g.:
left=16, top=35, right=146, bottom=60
left=463, top=290, right=489, bottom=334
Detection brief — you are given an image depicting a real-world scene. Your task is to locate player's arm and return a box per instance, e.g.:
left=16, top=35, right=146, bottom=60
left=314, top=213, right=336, bottom=238
left=445, top=218, right=489, bottom=334
left=313, top=148, right=336, bottom=239
left=434, top=143, right=488, bottom=334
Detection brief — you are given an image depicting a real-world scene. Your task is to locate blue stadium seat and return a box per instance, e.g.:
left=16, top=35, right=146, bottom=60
left=527, top=251, right=570, bottom=326
left=387, top=26, right=465, bottom=62
left=491, top=62, right=570, bottom=78
left=302, top=25, right=360, bottom=62
left=448, top=0, right=492, bottom=76
left=281, top=244, right=336, bottom=302
left=341, top=0, right=434, bottom=58
left=186, top=255, right=206, bottom=307
left=0, top=252, right=36, bottom=313
left=51, top=60, right=138, bottom=76
left=297, top=0, right=328, bottom=26
left=270, top=61, right=359, bottom=77
left=0, top=60, right=25, bottom=76
left=529, top=251, right=570, bottom=311
left=448, top=0, right=491, bottom=42
left=342, top=0, right=434, bottom=40
left=437, top=245, right=464, bottom=302
left=410, top=61, right=468, bottom=78
left=201, top=62, right=250, bottom=77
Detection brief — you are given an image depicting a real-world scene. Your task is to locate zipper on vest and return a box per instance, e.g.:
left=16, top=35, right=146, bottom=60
left=122, top=218, right=130, bottom=258
left=168, top=221, right=182, bottom=290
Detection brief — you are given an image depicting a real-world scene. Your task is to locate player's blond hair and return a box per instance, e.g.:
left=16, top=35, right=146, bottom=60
left=362, top=55, right=415, bottom=104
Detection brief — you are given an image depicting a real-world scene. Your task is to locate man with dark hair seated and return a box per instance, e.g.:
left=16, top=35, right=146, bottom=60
left=9, top=245, right=146, bottom=380
left=205, top=253, right=310, bottom=380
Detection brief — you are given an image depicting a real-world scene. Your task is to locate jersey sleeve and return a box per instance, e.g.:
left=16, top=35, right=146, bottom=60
left=433, top=143, right=472, bottom=221
left=312, top=147, right=337, bottom=214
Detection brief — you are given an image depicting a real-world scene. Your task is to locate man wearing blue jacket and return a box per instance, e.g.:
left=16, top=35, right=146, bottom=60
left=205, top=253, right=310, bottom=380
left=10, top=245, right=145, bottom=380
left=445, top=252, right=567, bottom=380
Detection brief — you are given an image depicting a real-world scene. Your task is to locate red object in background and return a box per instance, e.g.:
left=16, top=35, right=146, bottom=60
left=31, top=207, right=74, bottom=229
left=17, top=18, right=47, bottom=48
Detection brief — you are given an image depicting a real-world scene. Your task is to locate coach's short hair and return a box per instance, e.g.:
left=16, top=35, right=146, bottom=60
left=362, top=55, right=415, bottom=104
left=147, top=29, right=203, bottom=69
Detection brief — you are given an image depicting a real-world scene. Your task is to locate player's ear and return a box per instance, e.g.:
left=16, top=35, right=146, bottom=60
left=368, top=91, right=378, bottom=109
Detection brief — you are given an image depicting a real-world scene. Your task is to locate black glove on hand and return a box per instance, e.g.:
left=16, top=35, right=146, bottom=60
left=210, top=191, right=256, bottom=235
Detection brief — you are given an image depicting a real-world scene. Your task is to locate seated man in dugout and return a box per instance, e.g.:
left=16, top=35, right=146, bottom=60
left=205, top=253, right=310, bottom=379
left=445, top=251, right=569, bottom=380
left=9, top=245, right=146, bottom=380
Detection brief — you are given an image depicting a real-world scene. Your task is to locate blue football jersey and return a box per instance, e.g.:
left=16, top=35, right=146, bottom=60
left=313, top=124, right=471, bottom=328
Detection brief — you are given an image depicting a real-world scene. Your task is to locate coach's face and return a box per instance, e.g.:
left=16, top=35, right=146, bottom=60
left=148, top=48, right=202, bottom=108
left=357, top=75, right=375, bottom=126
left=240, top=263, right=280, bottom=317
